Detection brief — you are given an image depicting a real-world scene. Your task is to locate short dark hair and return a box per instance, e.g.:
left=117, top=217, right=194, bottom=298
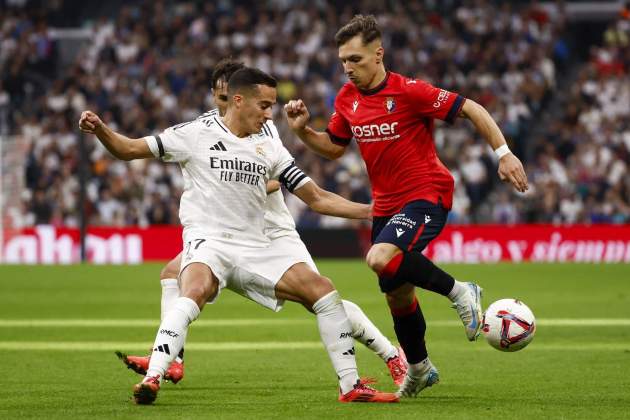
left=227, top=67, right=277, bottom=96
left=335, top=14, right=381, bottom=47
left=212, top=58, right=245, bottom=90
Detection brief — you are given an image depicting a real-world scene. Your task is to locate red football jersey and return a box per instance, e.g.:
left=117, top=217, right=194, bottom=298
left=326, top=71, right=465, bottom=216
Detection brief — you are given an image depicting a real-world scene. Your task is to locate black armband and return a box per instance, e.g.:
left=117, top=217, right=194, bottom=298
left=279, top=163, right=308, bottom=192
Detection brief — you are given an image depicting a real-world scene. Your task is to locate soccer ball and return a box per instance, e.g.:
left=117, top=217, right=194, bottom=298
left=482, top=299, right=536, bottom=352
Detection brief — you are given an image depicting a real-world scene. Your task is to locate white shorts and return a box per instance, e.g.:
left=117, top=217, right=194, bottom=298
left=179, top=232, right=318, bottom=311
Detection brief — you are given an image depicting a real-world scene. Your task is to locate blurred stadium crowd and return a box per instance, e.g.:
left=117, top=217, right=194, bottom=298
left=1, top=0, right=629, bottom=229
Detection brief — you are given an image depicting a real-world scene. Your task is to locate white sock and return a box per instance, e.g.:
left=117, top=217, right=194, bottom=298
left=146, top=297, right=199, bottom=381
left=160, top=278, right=184, bottom=363
left=409, top=357, right=431, bottom=376
left=342, top=300, right=397, bottom=361
left=447, top=280, right=467, bottom=302
left=160, top=279, right=180, bottom=321
left=312, top=291, right=359, bottom=394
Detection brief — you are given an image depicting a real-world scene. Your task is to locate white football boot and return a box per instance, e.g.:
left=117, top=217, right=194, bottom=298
left=452, top=282, right=483, bottom=341
left=396, top=360, right=440, bottom=398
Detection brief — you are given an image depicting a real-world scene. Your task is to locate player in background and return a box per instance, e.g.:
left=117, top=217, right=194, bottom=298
left=284, top=15, right=529, bottom=398
left=79, top=67, right=399, bottom=404
left=116, top=58, right=408, bottom=387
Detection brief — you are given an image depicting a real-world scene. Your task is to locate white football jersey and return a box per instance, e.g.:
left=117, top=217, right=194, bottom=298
left=261, top=120, right=301, bottom=239
left=263, top=189, right=298, bottom=239
left=196, top=111, right=302, bottom=239
left=145, top=113, right=306, bottom=247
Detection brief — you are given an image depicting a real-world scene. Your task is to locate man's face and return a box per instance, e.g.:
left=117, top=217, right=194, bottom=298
left=338, top=35, right=384, bottom=90
left=212, top=79, right=229, bottom=115
left=235, top=84, right=276, bottom=135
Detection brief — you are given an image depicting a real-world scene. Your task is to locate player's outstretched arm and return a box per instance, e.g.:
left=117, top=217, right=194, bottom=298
left=292, top=180, right=371, bottom=220
left=78, top=110, right=153, bottom=161
left=284, top=99, right=345, bottom=160
left=459, top=100, right=529, bottom=193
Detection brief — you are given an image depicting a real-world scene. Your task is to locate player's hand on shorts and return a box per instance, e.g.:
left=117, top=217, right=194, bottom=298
left=498, top=153, right=529, bottom=193
left=284, top=99, right=310, bottom=131
left=78, top=110, right=104, bottom=134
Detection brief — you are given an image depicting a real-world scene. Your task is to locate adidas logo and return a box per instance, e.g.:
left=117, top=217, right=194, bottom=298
left=210, top=141, right=227, bottom=151
left=342, top=347, right=355, bottom=356
left=153, top=344, right=171, bottom=355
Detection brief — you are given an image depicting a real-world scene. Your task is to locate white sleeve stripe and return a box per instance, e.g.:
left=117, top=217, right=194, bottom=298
left=287, top=171, right=305, bottom=185
left=293, top=176, right=311, bottom=192
left=284, top=166, right=301, bottom=182
left=285, top=174, right=307, bottom=192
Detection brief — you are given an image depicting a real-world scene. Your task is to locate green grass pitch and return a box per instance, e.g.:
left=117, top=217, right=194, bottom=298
left=1, top=262, right=629, bottom=419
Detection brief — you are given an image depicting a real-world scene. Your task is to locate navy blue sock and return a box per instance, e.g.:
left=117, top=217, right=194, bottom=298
left=391, top=297, right=428, bottom=364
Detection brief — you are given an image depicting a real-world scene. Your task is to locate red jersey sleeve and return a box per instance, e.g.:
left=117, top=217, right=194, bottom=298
left=406, top=79, right=466, bottom=124
left=326, top=106, right=352, bottom=147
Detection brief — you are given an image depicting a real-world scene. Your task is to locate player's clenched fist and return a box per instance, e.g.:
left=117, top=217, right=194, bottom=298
left=78, top=110, right=104, bottom=134
left=284, top=99, right=310, bottom=131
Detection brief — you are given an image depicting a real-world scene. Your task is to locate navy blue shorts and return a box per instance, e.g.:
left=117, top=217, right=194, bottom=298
left=372, top=200, right=449, bottom=252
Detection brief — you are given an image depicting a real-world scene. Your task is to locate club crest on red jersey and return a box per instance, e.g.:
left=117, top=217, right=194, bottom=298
left=384, top=97, right=396, bottom=113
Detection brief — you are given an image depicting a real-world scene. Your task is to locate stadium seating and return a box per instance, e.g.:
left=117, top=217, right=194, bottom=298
left=1, top=1, right=628, bottom=228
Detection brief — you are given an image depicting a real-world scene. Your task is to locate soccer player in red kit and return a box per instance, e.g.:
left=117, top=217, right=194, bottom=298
left=285, top=15, right=529, bottom=398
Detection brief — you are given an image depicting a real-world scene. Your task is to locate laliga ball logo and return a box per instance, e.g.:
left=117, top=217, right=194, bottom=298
left=482, top=299, right=536, bottom=352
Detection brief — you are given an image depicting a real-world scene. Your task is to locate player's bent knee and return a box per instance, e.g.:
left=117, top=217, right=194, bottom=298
left=179, top=263, right=219, bottom=307
left=160, top=254, right=182, bottom=280
left=312, top=275, right=335, bottom=295
left=182, top=279, right=219, bottom=307
left=366, top=243, right=401, bottom=274
left=159, top=264, right=179, bottom=281
left=365, top=247, right=384, bottom=272
left=277, top=263, right=334, bottom=303
left=303, top=275, right=335, bottom=307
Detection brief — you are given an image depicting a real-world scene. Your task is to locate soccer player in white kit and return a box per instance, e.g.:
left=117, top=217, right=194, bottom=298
left=117, top=59, right=407, bottom=389
left=79, top=67, right=399, bottom=404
